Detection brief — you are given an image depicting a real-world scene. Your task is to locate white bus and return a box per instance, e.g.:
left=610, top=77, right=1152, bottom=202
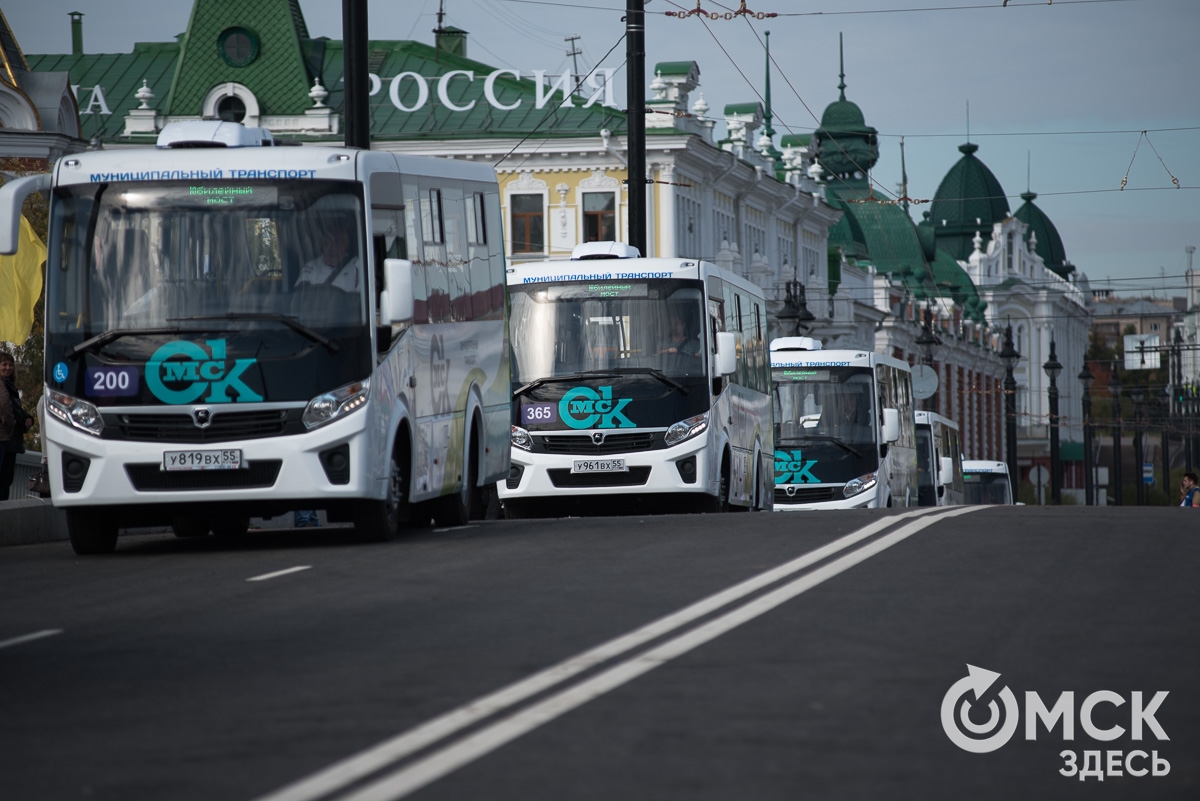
left=962, top=460, right=1015, bottom=505
left=0, top=121, right=511, bottom=553
left=499, top=242, right=773, bottom=517
left=771, top=338, right=917, bottom=509
left=915, top=410, right=964, bottom=506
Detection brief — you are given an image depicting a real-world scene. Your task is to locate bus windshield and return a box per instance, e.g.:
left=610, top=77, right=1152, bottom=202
left=772, top=366, right=880, bottom=482
left=508, top=280, right=707, bottom=383
left=48, top=180, right=367, bottom=341
left=964, top=471, right=1012, bottom=504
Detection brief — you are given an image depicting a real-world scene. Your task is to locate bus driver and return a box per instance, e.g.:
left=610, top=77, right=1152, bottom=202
left=297, top=224, right=359, bottom=292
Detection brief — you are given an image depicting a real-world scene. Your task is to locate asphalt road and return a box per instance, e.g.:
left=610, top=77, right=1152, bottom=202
left=1, top=506, right=1196, bottom=800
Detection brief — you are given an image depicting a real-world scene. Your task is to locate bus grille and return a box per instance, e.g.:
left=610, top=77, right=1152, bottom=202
left=113, top=410, right=291, bottom=443
left=548, top=467, right=651, bottom=488
left=774, top=486, right=839, bottom=504
left=539, top=432, right=657, bottom=455
left=125, top=461, right=282, bottom=491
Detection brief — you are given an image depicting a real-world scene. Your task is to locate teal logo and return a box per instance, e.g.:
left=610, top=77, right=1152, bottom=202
left=560, top=385, right=635, bottom=429
left=775, top=448, right=820, bottom=484
left=146, top=339, right=262, bottom=404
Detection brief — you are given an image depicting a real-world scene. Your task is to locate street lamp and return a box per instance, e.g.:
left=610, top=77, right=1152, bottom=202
left=1043, top=339, right=1063, bottom=504
left=777, top=279, right=815, bottom=336
left=1079, top=363, right=1095, bottom=506
left=1000, top=323, right=1020, bottom=501
left=1108, top=362, right=1122, bottom=506
left=1130, top=384, right=1147, bottom=506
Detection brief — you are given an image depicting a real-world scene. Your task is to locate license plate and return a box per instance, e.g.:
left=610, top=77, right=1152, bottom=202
left=162, top=449, right=243, bottom=471
left=572, top=458, right=627, bottom=474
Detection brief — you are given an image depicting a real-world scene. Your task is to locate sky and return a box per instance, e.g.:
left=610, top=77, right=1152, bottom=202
left=6, top=0, right=1199, bottom=298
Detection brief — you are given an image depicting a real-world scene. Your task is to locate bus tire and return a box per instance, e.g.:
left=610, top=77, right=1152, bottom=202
left=708, top=456, right=731, bottom=513
left=355, top=445, right=406, bottom=542
left=67, top=508, right=119, bottom=555
left=172, top=516, right=210, bottom=538
left=437, top=428, right=480, bottom=527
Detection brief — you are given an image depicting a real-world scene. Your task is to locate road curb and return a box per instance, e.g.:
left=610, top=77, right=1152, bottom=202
left=0, top=499, right=69, bottom=546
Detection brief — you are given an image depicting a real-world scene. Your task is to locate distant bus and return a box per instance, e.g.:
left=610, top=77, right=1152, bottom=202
left=915, top=410, right=964, bottom=506
left=962, top=460, right=1015, bottom=505
left=771, top=338, right=917, bottom=509
left=0, top=121, right=511, bottom=553
left=499, top=242, right=773, bottom=517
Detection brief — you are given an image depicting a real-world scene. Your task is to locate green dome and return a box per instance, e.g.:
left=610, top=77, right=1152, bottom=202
left=820, top=98, right=869, bottom=132
left=1014, top=191, right=1070, bottom=278
left=930, top=142, right=1011, bottom=261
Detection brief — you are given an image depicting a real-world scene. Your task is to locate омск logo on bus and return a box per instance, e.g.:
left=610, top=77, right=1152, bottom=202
left=559, top=385, right=635, bottom=429
left=146, top=339, right=263, bottom=404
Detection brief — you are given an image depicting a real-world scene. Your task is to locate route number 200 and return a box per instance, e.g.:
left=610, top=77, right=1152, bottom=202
left=84, top=366, right=140, bottom=398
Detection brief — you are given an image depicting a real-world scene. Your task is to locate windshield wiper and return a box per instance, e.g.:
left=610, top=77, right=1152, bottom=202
left=66, top=327, right=184, bottom=358
left=168, top=313, right=340, bottom=353
left=779, top=433, right=862, bottom=458
left=513, top=368, right=687, bottom=399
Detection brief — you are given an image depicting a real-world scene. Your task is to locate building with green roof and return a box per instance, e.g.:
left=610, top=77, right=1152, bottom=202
left=806, top=37, right=1092, bottom=479
left=17, top=0, right=845, bottom=344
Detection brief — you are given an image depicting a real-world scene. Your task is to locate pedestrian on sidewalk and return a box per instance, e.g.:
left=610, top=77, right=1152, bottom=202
left=1180, top=472, right=1199, bottom=508
left=0, top=350, right=35, bottom=501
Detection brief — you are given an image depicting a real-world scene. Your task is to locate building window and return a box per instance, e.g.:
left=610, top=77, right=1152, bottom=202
left=511, top=194, right=544, bottom=253
left=218, top=27, right=259, bottom=68
left=217, top=95, right=246, bottom=122
left=582, top=192, right=616, bottom=242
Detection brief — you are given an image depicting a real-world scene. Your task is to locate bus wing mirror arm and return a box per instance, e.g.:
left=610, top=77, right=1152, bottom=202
left=379, top=258, right=414, bottom=326
left=715, top=331, right=737, bottom=376
left=0, top=173, right=51, bottom=255
left=882, top=407, right=900, bottom=444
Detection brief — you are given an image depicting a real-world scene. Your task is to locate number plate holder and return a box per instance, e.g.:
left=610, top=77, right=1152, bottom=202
left=162, top=449, right=243, bottom=472
left=571, top=458, right=627, bottom=474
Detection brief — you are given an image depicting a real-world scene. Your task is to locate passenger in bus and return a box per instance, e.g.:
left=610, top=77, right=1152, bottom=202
left=297, top=222, right=359, bottom=292
left=658, top=314, right=701, bottom=356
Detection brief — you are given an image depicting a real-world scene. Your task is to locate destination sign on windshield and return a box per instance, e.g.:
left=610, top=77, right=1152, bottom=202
left=776, top=369, right=831, bottom=382
left=142, top=184, right=281, bottom=208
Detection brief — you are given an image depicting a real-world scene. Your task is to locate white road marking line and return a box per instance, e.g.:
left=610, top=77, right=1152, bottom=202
left=337, top=506, right=983, bottom=801
left=433, top=525, right=478, bottom=533
left=247, top=566, right=312, bottom=582
left=0, top=629, right=63, bottom=650
left=252, top=506, right=948, bottom=801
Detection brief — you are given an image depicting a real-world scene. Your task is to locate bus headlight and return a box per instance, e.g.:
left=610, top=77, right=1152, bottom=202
left=843, top=471, right=878, bottom=498
left=303, top=378, right=369, bottom=429
left=511, top=425, right=532, bottom=451
left=665, top=412, right=709, bottom=446
left=45, top=388, right=104, bottom=437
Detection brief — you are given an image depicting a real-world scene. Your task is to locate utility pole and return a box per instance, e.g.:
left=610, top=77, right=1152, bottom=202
left=624, top=0, right=647, bottom=256
left=342, top=0, right=370, bottom=149
left=564, top=35, right=583, bottom=96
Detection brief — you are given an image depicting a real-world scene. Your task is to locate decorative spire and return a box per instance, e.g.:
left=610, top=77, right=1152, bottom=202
left=838, top=32, right=846, bottom=101
left=900, top=136, right=909, bottom=214
left=760, top=31, right=783, bottom=172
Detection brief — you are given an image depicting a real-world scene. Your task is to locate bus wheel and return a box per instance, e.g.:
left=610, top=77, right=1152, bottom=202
left=709, top=458, right=731, bottom=513
left=355, top=447, right=405, bottom=542
left=172, top=516, right=210, bottom=538
left=438, top=432, right=479, bottom=527
left=67, top=508, right=119, bottom=555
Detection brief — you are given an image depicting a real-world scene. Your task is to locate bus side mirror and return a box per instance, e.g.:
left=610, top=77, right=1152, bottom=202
left=715, top=331, right=737, bottom=376
left=882, top=408, right=900, bottom=443
left=0, top=173, right=51, bottom=255
left=939, top=456, right=955, bottom=486
left=379, top=258, right=414, bottom=325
